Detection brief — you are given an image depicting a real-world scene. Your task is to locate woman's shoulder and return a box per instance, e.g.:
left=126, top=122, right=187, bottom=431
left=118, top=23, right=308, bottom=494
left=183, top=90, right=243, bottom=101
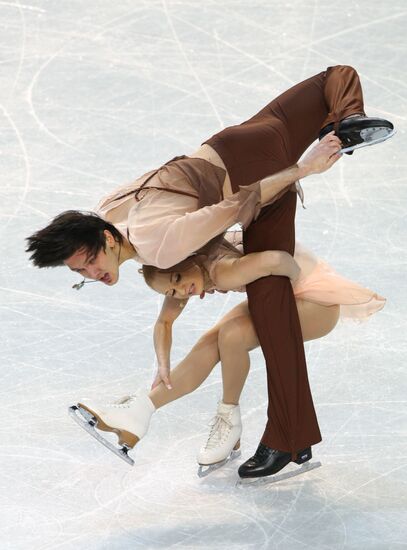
left=201, top=252, right=245, bottom=294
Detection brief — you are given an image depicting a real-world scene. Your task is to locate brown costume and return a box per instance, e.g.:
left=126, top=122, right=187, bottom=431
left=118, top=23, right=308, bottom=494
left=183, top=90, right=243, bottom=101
left=204, top=65, right=365, bottom=457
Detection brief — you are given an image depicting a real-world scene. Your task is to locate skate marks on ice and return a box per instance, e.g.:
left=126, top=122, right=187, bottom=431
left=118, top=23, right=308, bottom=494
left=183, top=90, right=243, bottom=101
left=68, top=405, right=135, bottom=466
left=68, top=404, right=320, bottom=490
left=236, top=460, right=322, bottom=488
left=68, top=405, right=319, bottom=488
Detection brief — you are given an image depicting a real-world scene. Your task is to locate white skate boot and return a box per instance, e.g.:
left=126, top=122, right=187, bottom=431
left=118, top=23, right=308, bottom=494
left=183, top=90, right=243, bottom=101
left=69, top=394, right=155, bottom=466
left=197, top=401, right=242, bottom=477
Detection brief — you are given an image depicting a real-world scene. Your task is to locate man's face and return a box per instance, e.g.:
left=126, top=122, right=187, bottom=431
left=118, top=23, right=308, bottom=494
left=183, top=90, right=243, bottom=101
left=64, top=232, right=119, bottom=286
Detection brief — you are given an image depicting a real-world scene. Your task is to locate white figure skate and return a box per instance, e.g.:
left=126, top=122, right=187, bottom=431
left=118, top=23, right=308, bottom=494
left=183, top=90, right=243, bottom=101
left=197, top=401, right=242, bottom=477
left=69, top=394, right=155, bottom=466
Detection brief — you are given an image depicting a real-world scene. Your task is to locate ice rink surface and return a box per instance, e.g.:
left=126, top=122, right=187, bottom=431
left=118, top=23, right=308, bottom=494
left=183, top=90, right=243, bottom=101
left=1, top=1, right=406, bottom=548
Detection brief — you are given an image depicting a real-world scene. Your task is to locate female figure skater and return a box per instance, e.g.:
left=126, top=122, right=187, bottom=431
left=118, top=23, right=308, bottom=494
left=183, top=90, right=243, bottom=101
left=76, top=231, right=384, bottom=476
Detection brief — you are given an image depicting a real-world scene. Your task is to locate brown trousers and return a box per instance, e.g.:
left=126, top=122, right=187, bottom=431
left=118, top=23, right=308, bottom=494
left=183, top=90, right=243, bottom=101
left=204, top=65, right=365, bottom=457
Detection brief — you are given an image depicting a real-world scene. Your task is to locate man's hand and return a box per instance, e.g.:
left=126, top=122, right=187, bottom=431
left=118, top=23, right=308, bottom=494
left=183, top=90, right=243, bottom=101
left=151, top=365, right=172, bottom=390
left=298, top=131, right=342, bottom=178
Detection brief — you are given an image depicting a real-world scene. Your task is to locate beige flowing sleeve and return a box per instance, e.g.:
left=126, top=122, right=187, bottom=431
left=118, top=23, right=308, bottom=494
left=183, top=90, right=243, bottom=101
left=130, top=195, right=245, bottom=268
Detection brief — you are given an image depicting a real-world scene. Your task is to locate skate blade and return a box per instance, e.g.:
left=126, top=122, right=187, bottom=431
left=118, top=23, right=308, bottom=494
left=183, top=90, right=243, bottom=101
left=197, top=449, right=241, bottom=478
left=341, top=128, right=396, bottom=153
left=68, top=405, right=135, bottom=466
left=236, top=460, right=322, bottom=487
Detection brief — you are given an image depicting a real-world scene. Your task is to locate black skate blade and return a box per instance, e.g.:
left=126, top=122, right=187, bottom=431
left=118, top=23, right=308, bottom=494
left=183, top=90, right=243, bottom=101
left=197, top=448, right=241, bottom=478
left=341, top=127, right=396, bottom=153
left=236, top=460, right=322, bottom=487
left=68, top=405, right=135, bottom=466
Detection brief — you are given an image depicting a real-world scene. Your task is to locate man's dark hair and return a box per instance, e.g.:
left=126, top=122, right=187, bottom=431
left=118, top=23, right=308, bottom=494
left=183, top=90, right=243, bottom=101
left=26, top=210, right=124, bottom=268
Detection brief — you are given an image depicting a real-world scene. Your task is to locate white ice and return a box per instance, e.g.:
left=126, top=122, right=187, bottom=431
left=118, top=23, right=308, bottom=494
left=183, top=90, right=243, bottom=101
left=0, top=1, right=406, bottom=549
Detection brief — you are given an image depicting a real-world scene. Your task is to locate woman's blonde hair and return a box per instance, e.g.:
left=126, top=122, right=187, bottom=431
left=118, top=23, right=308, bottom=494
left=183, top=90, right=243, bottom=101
left=138, top=264, right=162, bottom=291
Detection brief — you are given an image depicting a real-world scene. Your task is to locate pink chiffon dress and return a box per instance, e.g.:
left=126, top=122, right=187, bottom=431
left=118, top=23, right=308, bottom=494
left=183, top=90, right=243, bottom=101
left=202, top=231, right=385, bottom=321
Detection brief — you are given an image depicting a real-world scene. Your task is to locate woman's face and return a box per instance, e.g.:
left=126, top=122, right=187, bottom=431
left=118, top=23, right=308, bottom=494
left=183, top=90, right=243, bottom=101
left=150, top=264, right=205, bottom=299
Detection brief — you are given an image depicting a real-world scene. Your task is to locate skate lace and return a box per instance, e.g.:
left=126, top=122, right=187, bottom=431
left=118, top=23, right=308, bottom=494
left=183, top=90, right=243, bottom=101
left=252, top=444, right=277, bottom=464
left=111, top=394, right=137, bottom=408
left=204, top=412, right=233, bottom=450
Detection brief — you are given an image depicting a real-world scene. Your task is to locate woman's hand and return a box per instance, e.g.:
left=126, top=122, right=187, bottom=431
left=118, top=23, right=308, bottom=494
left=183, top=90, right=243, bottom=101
left=151, top=365, right=173, bottom=390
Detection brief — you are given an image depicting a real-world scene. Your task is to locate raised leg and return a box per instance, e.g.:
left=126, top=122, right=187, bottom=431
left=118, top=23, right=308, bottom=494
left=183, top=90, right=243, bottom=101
left=204, top=65, right=365, bottom=191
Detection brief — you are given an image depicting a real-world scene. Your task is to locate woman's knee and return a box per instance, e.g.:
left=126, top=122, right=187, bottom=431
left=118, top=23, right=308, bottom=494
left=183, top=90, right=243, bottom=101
left=195, top=328, right=219, bottom=349
left=218, top=315, right=257, bottom=350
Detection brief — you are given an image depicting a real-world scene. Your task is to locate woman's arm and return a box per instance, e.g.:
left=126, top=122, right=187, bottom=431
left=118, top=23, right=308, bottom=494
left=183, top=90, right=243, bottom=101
left=151, top=295, right=189, bottom=389
left=213, top=250, right=301, bottom=290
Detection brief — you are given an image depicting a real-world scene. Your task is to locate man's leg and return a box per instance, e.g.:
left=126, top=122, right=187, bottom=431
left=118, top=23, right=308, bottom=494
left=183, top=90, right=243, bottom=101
left=205, top=65, right=365, bottom=190
left=244, top=192, right=318, bottom=456
left=205, top=65, right=366, bottom=474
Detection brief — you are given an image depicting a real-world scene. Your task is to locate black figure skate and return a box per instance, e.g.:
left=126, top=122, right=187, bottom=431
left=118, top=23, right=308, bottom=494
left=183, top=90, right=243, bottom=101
left=319, top=116, right=395, bottom=154
left=236, top=444, right=321, bottom=487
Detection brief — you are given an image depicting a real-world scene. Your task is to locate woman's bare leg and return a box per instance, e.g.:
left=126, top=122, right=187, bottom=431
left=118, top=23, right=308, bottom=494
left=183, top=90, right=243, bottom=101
left=296, top=300, right=340, bottom=341
left=149, top=302, right=250, bottom=409
left=217, top=303, right=257, bottom=405
left=217, top=299, right=340, bottom=405
left=149, top=298, right=340, bottom=410
left=149, top=329, right=220, bottom=409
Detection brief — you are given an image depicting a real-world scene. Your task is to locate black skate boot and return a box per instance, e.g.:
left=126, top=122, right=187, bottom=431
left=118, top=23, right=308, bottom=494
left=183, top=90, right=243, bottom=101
left=319, top=116, right=395, bottom=155
left=238, top=443, right=314, bottom=480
